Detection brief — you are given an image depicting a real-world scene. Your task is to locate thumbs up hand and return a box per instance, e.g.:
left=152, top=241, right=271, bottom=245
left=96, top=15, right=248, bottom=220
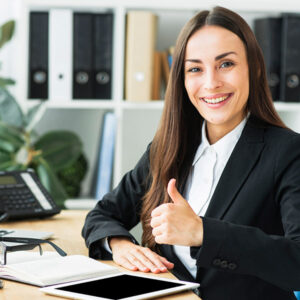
left=150, top=178, right=203, bottom=246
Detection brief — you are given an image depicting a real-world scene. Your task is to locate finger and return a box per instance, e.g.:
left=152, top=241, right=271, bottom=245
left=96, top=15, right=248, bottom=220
left=133, top=249, right=163, bottom=273
left=150, top=215, right=162, bottom=228
left=158, top=255, right=174, bottom=269
left=154, top=234, right=165, bottom=245
left=152, top=225, right=163, bottom=237
left=154, top=231, right=176, bottom=245
left=115, top=256, right=138, bottom=271
left=167, top=179, right=184, bottom=204
left=127, top=253, right=150, bottom=272
left=151, top=204, right=167, bottom=218
left=141, top=248, right=172, bottom=273
left=151, top=207, right=160, bottom=218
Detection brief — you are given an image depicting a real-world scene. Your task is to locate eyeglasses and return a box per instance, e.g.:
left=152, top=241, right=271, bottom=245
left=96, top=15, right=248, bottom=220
left=0, top=237, right=67, bottom=265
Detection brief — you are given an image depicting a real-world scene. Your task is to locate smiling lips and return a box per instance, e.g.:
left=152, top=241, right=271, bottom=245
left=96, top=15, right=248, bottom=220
left=200, top=93, right=232, bottom=104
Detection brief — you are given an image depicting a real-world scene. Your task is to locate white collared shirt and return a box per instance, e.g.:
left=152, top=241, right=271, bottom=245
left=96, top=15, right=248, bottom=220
left=173, top=117, right=248, bottom=278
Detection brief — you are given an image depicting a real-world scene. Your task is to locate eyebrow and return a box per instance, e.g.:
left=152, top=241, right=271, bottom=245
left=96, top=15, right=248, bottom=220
left=185, top=51, right=237, bottom=63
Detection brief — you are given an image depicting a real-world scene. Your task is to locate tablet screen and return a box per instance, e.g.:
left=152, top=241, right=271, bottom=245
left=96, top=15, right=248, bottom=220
left=57, top=274, right=185, bottom=299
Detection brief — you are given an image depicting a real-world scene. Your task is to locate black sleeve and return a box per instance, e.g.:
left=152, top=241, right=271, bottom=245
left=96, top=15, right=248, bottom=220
left=82, top=145, right=151, bottom=259
left=191, top=135, right=300, bottom=291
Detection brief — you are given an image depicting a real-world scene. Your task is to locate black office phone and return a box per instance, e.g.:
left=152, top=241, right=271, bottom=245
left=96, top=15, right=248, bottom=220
left=0, top=169, right=60, bottom=221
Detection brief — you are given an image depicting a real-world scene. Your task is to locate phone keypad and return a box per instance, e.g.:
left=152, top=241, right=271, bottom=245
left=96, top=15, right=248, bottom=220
left=0, top=187, right=41, bottom=211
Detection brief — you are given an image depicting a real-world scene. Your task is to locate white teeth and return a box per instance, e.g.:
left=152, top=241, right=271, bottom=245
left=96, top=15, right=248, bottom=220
left=202, top=95, right=229, bottom=104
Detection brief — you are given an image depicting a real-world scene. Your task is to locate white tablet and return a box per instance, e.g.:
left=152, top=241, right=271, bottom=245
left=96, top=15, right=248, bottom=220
left=40, top=272, right=200, bottom=300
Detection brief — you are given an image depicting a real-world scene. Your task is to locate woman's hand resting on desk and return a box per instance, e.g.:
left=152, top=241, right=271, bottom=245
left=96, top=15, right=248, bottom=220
left=151, top=179, right=204, bottom=246
left=109, top=237, right=174, bottom=273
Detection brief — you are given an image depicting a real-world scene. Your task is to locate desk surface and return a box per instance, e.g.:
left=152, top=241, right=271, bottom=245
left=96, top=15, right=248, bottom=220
left=0, top=210, right=200, bottom=300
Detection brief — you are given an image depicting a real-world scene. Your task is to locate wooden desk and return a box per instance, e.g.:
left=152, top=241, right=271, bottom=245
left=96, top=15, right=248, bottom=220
left=0, top=210, right=201, bottom=300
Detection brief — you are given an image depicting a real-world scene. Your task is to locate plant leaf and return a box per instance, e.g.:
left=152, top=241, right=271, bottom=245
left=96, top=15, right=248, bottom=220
left=0, top=140, right=15, bottom=153
left=9, top=165, right=27, bottom=171
left=25, top=101, right=47, bottom=131
left=0, top=87, right=24, bottom=127
left=0, top=150, right=12, bottom=166
left=0, top=121, right=24, bottom=152
left=35, top=158, right=67, bottom=208
left=0, top=162, right=25, bottom=171
left=0, top=151, right=24, bottom=170
left=0, top=20, right=15, bottom=49
left=30, top=129, right=39, bottom=140
left=34, top=131, right=82, bottom=172
left=0, top=161, right=16, bottom=169
left=0, top=77, right=15, bottom=87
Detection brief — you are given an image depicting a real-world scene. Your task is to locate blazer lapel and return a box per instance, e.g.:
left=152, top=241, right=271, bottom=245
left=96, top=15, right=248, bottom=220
left=205, top=116, right=265, bottom=219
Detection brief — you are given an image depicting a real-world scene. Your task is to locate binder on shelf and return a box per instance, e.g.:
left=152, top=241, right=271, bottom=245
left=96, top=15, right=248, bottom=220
left=168, top=46, right=174, bottom=68
left=73, top=12, right=113, bottom=100
left=93, top=12, right=114, bottom=100
left=125, top=11, right=157, bottom=102
left=49, top=9, right=73, bottom=102
left=73, top=13, right=94, bottom=99
left=161, top=50, right=170, bottom=88
left=28, top=12, right=49, bottom=99
left=280, top=14, right=300, bottom=102
left=254, top=17, right=282, bottom=101
left=152, top=51, right=162, bottom=100
left=91, top=112, right=117, bottom=200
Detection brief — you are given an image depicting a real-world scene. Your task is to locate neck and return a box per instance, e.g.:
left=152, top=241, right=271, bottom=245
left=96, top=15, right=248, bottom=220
left=206, top=125, right=229, bottom=144
left=206, top=114, right=247, bottom=145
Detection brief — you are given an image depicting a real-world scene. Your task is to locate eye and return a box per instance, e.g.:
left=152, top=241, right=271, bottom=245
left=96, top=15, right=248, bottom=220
left=187, top=67, right=201, bottom=73
left=220, top=61, right=234, bottom=69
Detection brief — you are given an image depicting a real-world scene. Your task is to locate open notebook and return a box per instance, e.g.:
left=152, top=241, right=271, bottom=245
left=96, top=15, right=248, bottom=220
left=0, top=251, right=119, bottom=286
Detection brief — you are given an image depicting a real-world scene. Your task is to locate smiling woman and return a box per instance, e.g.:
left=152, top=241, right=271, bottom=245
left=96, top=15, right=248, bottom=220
left=83, top=6, right=300, bottom=300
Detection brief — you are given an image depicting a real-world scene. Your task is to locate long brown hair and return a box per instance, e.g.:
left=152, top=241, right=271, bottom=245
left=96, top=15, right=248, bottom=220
left=140, top=6, right=286, bottom=250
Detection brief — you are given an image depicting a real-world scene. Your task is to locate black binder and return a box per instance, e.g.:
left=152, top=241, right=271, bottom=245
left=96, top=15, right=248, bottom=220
left=28, top=12, right=49, bottom=99
left=73, top=13, right=94, bottom=99
left=93, top=13, right=113, bottom=100
left=281, top=14, right=300, bottom=102
left=73, top=12, right=113, bottom=100
left=254, top=17, right=282, bottom=101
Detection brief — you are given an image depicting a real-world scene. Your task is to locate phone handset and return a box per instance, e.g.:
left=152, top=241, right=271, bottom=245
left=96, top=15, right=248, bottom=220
left=20, top=173, right=52, bottom=210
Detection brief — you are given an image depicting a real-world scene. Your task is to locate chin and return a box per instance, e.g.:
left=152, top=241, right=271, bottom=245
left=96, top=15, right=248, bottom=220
left=202, top=113, right=230, bottom=124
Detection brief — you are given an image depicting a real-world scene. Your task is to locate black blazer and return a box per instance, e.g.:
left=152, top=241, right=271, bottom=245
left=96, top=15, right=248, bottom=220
left=82, top=115, right=300, bottom=300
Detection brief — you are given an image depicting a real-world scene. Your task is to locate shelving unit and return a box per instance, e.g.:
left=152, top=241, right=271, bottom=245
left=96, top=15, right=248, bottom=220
left=3, top=0, right=300, bottom=201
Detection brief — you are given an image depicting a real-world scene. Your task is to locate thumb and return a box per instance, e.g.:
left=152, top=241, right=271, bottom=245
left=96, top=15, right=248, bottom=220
left=167, top=178, right=186, bottom=205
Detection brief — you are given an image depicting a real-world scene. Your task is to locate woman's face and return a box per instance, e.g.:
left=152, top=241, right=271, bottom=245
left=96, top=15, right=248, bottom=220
left=184, top=25, right=249, bottom=142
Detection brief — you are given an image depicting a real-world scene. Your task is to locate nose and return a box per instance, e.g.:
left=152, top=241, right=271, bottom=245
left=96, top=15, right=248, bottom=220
left=203, top=69, right=222, bottom=91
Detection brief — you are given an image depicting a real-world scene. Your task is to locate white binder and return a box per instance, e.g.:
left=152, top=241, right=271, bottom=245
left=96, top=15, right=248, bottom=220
left=49, top=9, right=73, bottom=102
